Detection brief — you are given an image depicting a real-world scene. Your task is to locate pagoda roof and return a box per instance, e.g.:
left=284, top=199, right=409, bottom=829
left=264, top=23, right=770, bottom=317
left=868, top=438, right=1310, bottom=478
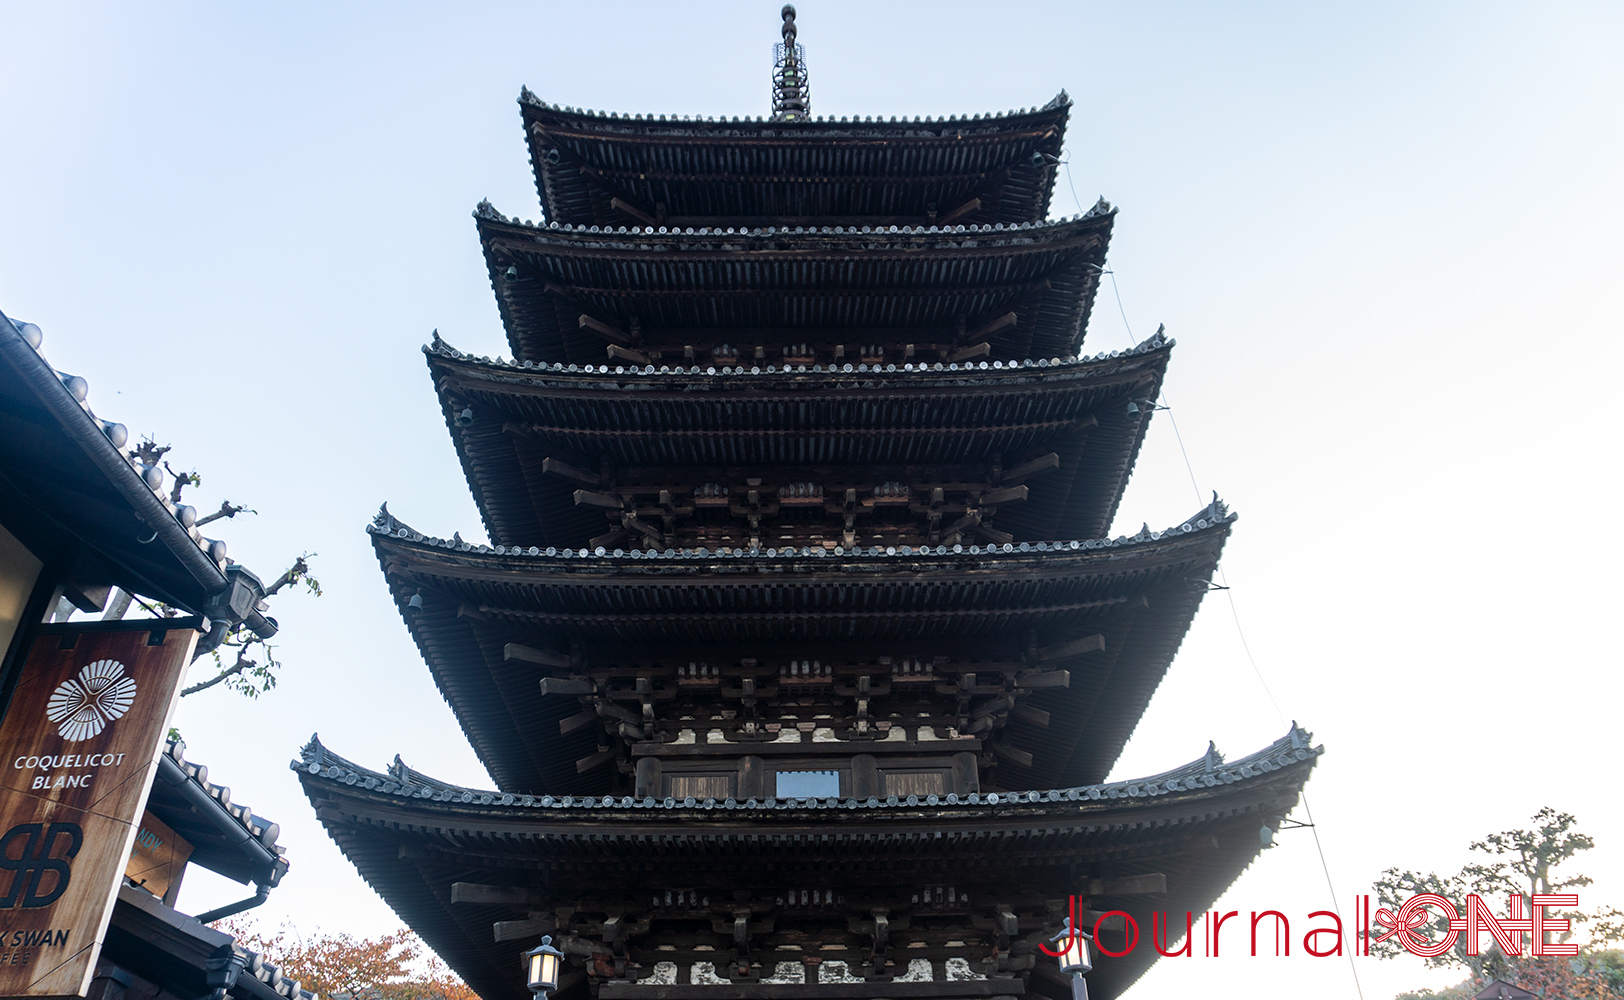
left=518, top=89, right=1070, bottom=229
left=367, top=499, right=1235, bottom=795
left=425, top=331, right=1172, bottom=550
left=475, top=202, right=1114, bottom=365
left=296, top=725, right=1320, bottom=1000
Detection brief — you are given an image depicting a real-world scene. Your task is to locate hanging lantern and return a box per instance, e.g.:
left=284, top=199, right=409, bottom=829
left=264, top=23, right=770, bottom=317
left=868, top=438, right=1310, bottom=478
left=522, top=936, right=564, bottom=996
left=1049, top=916, right=1092, bottom=975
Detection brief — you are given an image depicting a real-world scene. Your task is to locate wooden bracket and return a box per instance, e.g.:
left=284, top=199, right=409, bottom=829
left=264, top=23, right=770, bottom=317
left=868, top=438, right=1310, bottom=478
left=576, top=747, right=618, bottom=773
left=540, top=676, right=595, bottom=696
left=579, top=314, right=635, bottom=347
left=452, top=882, right=530, bottom=905
left=1003, top=452, right=1060, bottom=483
left=965, top=311, right=1017, bottom=343
left=1087, top=873, right=1167, bottom=896
left=610, top=196, right=657, bottom=226
left=574, top=489, right=625, bottom=510
left=607, top=344, right=653, bottom=365
left=989, top=742, right=1034, bottom=768
left=980, top=485, right=1028, bottom=506
left=1032, top=634, right=1106, bottom=662
left=505, top=642, right=573, bottom=669
left=542, top=457, right=601, bottom=486
left=937, top=197, right=981, bottom=226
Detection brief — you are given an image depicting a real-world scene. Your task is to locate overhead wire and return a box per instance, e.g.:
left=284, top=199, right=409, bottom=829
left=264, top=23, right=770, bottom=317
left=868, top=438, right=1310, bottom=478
left=1064, top=157, right=1365, bottom=999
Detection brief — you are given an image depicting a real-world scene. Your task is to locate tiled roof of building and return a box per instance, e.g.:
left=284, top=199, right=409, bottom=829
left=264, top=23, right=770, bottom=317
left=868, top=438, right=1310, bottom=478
left=518, top=89, right=1072, bottom=228
left=476, top=201, right=1114, bottom=364
left=366, top=498, right=1235, bottom=795
left=424, top=329, right=1173, bottom=549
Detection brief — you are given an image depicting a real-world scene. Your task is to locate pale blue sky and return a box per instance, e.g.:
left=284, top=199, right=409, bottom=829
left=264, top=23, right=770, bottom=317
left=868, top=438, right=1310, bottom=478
left=3, top=3, right=1621, bottom=997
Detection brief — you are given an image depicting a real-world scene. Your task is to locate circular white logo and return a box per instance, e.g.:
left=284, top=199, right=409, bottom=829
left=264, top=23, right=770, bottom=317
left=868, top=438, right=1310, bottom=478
left=45, top=659, right=138, bottom=742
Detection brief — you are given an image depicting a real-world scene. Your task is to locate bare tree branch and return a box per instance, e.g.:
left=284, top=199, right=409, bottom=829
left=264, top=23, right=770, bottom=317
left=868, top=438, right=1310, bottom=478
left=182, top=646, right=257, bottom=697
left=163, top=461, right=201, bottom=504
left=196, top=499, right=252, bottom=526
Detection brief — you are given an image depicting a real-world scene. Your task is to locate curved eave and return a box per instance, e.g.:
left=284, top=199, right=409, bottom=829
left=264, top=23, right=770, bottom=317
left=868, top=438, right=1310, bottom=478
left=426, top=334, right=1173, bottom=549
left=0, top=310, right=230, bottom=613
left=297, top=726, right=1318, bottom=1000
left=520, top=93, right=1069, bottom=228
left=368, top=505, right=1235, bottom=794
left=475, top=209, right=1113, bottom=365
left=372, top=515, right=1231, bottom=640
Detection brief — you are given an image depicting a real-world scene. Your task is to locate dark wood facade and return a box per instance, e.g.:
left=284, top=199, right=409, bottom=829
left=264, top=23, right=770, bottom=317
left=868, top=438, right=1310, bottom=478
left=309, top=26, right=1317, bottom=1000
left=0, top=311, right=303, bottom=1000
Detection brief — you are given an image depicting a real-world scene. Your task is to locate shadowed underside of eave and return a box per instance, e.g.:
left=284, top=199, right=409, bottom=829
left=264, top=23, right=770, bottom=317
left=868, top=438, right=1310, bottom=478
left=298, top=727, right=1317, bottom=1000
left=425, top=335, right=1171, bottom=551
left=475, top=209, right=1113, bottom=366
left=367, top=505, right=1233, bottom=796
left=520, top=93, right=1071, bottom=229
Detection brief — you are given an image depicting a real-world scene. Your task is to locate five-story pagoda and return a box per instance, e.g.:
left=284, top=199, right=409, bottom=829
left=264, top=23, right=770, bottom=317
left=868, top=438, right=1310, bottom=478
left=300, top=10, right=1319, bottom=999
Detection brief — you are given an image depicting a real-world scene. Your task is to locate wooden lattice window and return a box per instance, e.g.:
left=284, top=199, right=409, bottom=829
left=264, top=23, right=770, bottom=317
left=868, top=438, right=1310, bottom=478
left=883, top=771, right=947, bottom=797
left=667, top=774, right=734, bottom=800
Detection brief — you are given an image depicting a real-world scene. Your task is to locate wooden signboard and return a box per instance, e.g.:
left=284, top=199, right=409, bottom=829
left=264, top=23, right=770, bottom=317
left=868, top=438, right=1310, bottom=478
left=123, top=809, right=191, bottom=904
left=0, top=620, right=199, bottom=996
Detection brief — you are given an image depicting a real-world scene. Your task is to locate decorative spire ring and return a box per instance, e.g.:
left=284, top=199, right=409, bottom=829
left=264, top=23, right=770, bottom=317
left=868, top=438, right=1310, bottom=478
left=771, top=5, right=809, bottom=121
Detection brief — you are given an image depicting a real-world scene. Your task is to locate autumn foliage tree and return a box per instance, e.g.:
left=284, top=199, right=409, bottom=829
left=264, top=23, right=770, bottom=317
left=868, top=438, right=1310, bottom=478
left=214, top=920, right=476, bottom=1000
left=1377, top=808, right=1624, bottom=998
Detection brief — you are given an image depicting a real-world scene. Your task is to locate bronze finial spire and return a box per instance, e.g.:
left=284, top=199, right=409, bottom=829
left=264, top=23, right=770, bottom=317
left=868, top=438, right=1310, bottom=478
left=771, top=4, right=809, bottom=121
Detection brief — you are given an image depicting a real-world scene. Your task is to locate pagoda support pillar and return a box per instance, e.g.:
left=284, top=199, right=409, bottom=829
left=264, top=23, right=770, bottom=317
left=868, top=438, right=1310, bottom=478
left=635, top=757, right=662, bottom=798
left=738, top=755, right=767, bottom=799
left=851, top=754, right=879, bottom=799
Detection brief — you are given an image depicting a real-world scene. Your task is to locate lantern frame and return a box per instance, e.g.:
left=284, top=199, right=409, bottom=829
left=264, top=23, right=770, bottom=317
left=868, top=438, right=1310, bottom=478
left=522, top=935, right=565, bottom=996
left=1048, top=916, right=1093, bottom=975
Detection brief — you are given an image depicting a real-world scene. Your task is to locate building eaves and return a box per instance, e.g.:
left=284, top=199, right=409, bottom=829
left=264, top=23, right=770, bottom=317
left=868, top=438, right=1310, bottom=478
left=151, top=738, right=288, bottom=888
left=517, top=85, right=1072, bottom=133
left=110, top=884, right=315, bottom=1000
left=0, top=311, right=277, bottom=647
left=367, top=491, right=1232, bottom=563
left=0, top=310, right=230, bottom=607
left=424, top=325, right=1168, bottom=383
left=474, top=195, right=1112, bottom=249
left=295, top=723, right=1317, bottom=816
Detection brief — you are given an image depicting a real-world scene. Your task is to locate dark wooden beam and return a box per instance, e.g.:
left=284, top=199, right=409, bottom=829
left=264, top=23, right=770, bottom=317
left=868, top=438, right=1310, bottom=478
left=451, top=882, right=529, bottom=905
left=590, top=527, right=629, bottom=549
left=936, top=197, right=982, bottom=226
left=560, top=708, right=599, bottom=735
left=494, top=917, right=555, bottom=943
left=980, top=485, right=1028, bottom=506
left=610, top=196, right=657, bottom=227
left=965, top=311, right=1017, bottom=343
left=946, top=342, right=991, bottom=364
left=504, top=642, right=573, bottom=669
left=1009, top=703, right=1050, bottom=728
left=579, top=314, right=635, bottom=347
left=608, top=344, right=653, bottom=365
left=540, top=676, right=595, bottom=696
left=973, top=524, right=1014, bottom=545
left=575, top=489, right=625, bottom=510
left=1003, top=452, right=1060, bottom=483
left=576, top=747, right=618, bottom=773
left=1033, top=635, right=1106, bottom=662
left=542, top=457, right=601, bottom=486
left=1014, top=669, right=1070, bottom=689
left=1088, top=873, right=1167, bottom=895
left=989, top=742, right=1034, bottom=768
